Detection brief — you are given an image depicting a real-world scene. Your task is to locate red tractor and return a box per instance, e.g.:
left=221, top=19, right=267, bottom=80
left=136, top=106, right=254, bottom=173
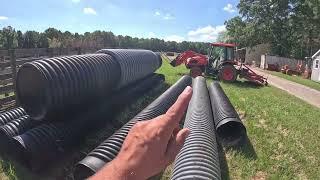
left=169, top=43, right=268, bottom=85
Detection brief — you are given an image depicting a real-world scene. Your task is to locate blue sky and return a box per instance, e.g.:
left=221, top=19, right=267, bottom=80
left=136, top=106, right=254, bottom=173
left=0, top=0, right=239, bottom=42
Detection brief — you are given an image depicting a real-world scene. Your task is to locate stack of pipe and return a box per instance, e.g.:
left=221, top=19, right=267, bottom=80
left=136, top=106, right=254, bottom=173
left=16, top=49, right=162, bottom=120
left=11, top=74, right=165, bottom=170
left=74, top=75, right=192, bottom=180
left=0, top=49, right=163, bottom=171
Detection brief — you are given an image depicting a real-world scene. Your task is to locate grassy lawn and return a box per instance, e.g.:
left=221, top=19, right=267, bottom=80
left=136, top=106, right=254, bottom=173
left=1, top=59, right=320, bottom=179
left=266, top=70, right=320, bottom=91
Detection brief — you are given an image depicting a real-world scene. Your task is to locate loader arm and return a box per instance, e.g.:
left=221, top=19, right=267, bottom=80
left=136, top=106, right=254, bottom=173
left=170, top=50, right=208, bottom=67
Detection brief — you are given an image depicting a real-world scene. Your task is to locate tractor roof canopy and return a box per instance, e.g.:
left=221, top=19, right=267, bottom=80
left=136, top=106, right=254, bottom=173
left=210, top=43, right=237, bottom=48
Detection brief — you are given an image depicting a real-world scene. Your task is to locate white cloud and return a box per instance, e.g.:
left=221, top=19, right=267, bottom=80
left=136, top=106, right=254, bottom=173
left=223, top=3, right=236, bottom=13
left=154, top=11, right=161, bottom=16
left=72, top=0, right=80, bottom=3
left=0, top=16, right=8, bottom=20
left=83, top=7, right=97, bottom=15
left=164, top=35, right=185, bottom=43
left=148, top=32, right=156, bottom=38
left=163, top=13, right=175, bottom=20
left=187, top=25, right=226, bottom=42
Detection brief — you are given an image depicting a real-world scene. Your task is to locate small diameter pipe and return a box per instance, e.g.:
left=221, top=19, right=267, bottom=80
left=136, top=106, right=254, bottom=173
left=208, top=81, right=246, bottom=146
left=171, top=76, right=221, bottom=180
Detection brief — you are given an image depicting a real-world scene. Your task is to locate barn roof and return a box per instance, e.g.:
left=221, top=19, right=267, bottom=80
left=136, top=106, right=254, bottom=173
left=312, top=49, right=320, bottom=59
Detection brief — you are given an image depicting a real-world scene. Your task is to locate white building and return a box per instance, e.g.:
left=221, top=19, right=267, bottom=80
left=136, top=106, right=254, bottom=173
left=311, top=49, right=320, bottom=82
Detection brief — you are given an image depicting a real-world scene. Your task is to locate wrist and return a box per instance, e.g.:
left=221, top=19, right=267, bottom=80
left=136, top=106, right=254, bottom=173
left=89, top=157, right=138, bottom=180
left=112, top=155, right=142, bottom=180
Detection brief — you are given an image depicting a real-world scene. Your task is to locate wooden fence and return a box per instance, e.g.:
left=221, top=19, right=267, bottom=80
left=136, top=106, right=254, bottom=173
left=0, top=47, right=98, bottom=111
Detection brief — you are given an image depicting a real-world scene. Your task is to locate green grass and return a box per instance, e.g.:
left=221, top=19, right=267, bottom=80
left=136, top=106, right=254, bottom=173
left=266, top=70, right=320, bottom=91
left=1, top=59, right=320, bottom=179
left=0, top=92, right=14, bottom=99
left=159, top=61, right=320, bottom=179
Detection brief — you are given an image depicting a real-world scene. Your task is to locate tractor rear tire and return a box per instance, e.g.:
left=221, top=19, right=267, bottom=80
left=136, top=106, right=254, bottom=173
left=219, top=64, right=237, bottom=83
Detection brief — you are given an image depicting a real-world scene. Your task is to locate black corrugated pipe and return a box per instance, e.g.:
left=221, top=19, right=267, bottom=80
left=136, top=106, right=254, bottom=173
left=208, top=81, right=246, bottom=146
left=16, top=54, right=121, bottom=120
left=0, top=107, right=26, bottom=126
left=0, top=115, right=40, bottom=153
left=74, top=75, right=192, bottom=180
left=10, top=74, right=165, bottom=170
left=96, top=49, right=162, bottom=88
left=170, top=76, right=221, bottom=180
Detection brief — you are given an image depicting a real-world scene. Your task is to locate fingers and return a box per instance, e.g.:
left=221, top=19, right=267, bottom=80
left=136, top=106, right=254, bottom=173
left=165, top=86, right=192, bottom=127
left=165, top=128, right=190, bottom=164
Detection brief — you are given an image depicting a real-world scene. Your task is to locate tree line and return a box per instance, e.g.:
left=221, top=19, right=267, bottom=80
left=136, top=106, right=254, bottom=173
left=0, top=26, right=209, bottom=54
left=224, top=0, right=320, bottom=59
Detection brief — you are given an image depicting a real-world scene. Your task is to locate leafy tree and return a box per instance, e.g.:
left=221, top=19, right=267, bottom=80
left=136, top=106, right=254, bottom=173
left=225, top=0, right=320, bottom=58
left=1, top=26, right=17, bottom=49
left=23, top=31, right=40, bottom=48
left=0, top=26, right=211, bottom=54
left=17, top=30, right=24, bottom=48
left=38, top=33, right=49, bottom=48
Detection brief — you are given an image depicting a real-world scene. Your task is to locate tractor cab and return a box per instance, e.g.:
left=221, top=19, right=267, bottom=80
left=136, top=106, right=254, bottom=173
left=208, top=43, right=236, bottom=64
left=205, top=43, right=238, bottom=81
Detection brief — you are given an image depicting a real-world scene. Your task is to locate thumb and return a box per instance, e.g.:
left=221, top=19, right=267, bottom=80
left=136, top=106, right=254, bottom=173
left=165, top=128, right=190, bottom=164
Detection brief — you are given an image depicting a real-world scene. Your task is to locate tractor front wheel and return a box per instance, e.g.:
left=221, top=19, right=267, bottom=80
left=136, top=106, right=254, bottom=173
left=219, top=64, right=237, bottom=83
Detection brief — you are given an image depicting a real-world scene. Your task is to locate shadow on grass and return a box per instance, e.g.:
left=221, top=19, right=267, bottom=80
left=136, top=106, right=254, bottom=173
left=177, top=72, right=189, bottom=76
left=218, top=143, right=230, bottom=180
left=230, top=81, right=263, bottom=89
left=0, top=153, right=40, bottom=180
left=226, top=136, right=257, bottom=160
left=205, top=76, right=264, bottom=89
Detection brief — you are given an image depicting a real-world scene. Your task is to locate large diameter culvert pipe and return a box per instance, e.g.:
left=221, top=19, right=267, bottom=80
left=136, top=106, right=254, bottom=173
left=74, top=75, right=192, bottom=180
left=16, top=54, right=121, bottom=120
left=170, top=76, right=221, bottom=180
left=208, top=81, right=246, bottom=146
left=96, top=49, right=162, bottom=88
left=0, top=107, right=27, bottom=126
left=10, top=73, right=165, bottom=170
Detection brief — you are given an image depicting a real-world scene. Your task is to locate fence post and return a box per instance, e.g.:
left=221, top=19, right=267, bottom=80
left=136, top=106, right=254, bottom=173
left=77, top=47, right=82, bottom=55
left=9, top=49, right=18, bottom=106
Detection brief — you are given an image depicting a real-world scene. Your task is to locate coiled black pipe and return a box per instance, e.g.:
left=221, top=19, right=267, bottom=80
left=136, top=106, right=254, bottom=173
left=208, top=81, right=246, bottom=146
left=97, top=49, right=162, bottom=88
left=0, top=107, right=26, bottom=126
left=0, top=115, right=40, bottom=152
left=16, top=54, right=121, bottom=120
left=74, top=75, right=192, bottom=180
left=170, top=77, right=221, bottom=180
left=11, top=74, right=165, bottom=170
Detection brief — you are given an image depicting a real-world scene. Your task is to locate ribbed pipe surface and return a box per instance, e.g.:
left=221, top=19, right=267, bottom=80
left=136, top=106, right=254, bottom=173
left=0, top=115, right=40, bottom=153
left=11, top=74, right=165, bottom=170
left=16, top=54, right=121, bottom=120
left=208, top=81, right=246, bottom=146
left=171, top=77, right=221, bottom=180
left=74, top=75, right=192, bottom=180
left=0, top=115, right=39, bottom=138
left=0, top=107, right=26, bottom=126
left=97, top=49, right=162, bottom=88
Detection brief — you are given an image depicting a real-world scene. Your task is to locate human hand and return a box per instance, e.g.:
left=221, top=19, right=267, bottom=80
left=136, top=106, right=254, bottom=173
left=90, top=86, right=192, bottom=180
